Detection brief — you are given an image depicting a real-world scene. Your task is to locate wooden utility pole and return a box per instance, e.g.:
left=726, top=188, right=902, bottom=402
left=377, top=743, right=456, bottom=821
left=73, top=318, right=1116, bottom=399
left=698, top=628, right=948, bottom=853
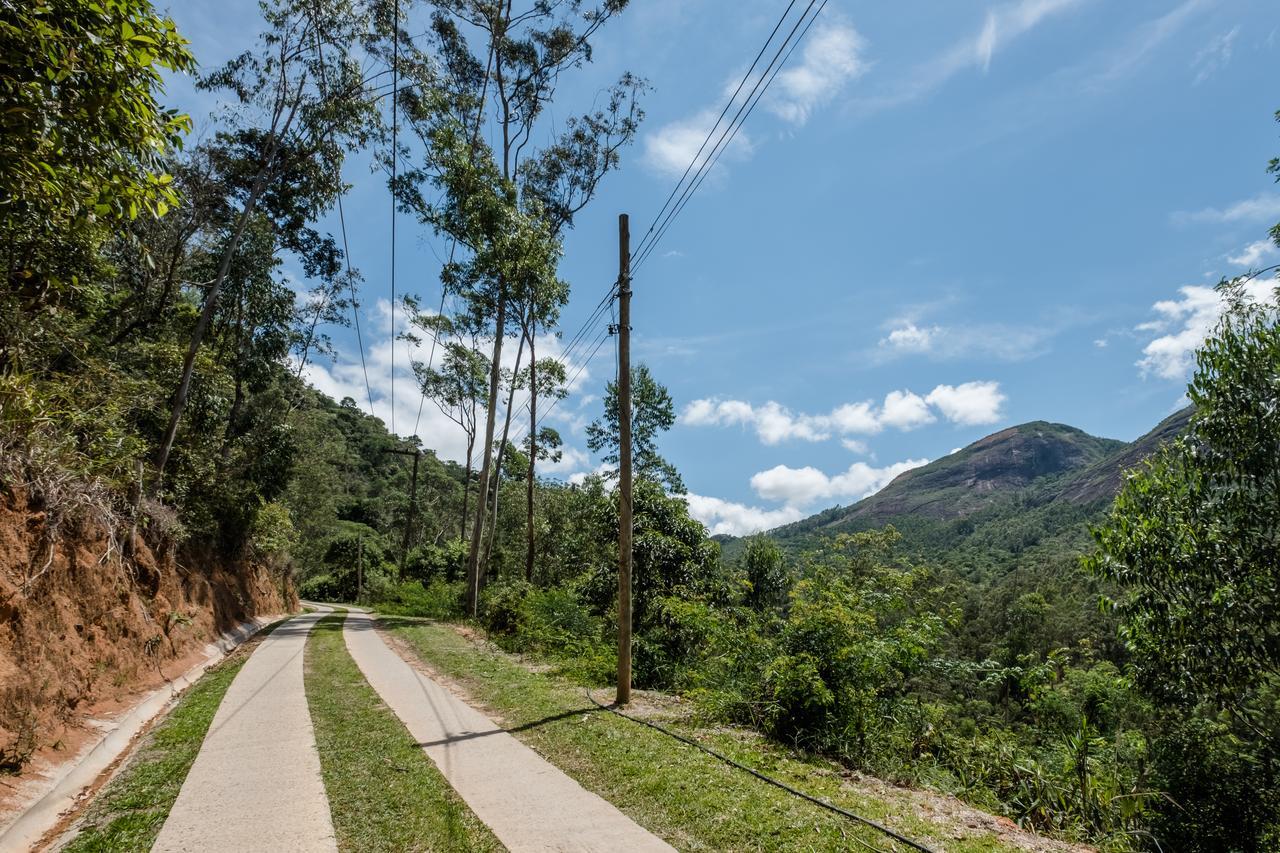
left=616, top=213, right=633, bottom=706
left=356, top=534, right=364, bottom=604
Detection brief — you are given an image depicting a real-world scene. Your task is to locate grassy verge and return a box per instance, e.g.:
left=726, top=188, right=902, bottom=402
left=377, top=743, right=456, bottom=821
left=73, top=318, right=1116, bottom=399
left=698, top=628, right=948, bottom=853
left=385, top=616, right=1029, bottom=853
left=304, top=613, right=501, bottom=852
left=59, top=623, right=281, bottom=852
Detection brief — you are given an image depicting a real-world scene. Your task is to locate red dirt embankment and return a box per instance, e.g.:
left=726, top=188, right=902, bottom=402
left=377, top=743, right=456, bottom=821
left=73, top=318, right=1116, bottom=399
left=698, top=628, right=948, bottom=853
left=0, top=487, right=296, bottom=776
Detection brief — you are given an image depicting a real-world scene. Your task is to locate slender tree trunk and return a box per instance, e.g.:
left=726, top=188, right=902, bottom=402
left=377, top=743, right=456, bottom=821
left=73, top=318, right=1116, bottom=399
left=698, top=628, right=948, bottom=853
left=483, top=332, right=525, bottom=571
left=465, top=290, right=506, bottom=615
left=461, top=434, right=474, bottom=541
left=153, top=86, right=304, bottom=481
left=525, top=321, right=537, bottom=583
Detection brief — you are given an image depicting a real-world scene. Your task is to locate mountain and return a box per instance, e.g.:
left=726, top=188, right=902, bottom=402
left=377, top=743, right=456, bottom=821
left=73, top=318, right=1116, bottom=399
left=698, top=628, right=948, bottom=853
left=716, top=407, right=1194, bottom=662
left=728, top=408, right=1193, bottom=572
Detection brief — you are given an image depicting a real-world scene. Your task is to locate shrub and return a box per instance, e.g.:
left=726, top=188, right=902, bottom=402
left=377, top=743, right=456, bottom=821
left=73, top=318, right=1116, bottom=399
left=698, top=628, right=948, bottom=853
left=376, top=579, right=466, bottom=620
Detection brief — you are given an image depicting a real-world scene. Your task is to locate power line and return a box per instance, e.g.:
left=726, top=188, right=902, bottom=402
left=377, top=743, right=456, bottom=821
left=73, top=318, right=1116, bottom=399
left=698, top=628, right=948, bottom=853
left=632, top=0, right=826, bottom=273
left=585, top=690, right=935, bottom=853
left=308, top=3, right=374, bottom=416
left=633, top=0, right=822, bottom=271
left=540, top=324, right=613, bottom=422
left=630, top=0, right=800, bottom=264
left=389, top=0, right=400, bottom=434
left=556, top=282, right=618, bottom=372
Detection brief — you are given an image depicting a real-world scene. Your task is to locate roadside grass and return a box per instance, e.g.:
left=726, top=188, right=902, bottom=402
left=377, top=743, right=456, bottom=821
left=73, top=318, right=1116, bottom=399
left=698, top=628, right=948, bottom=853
left=304, top=613, right=501, bottom=852
left=59, top=623, right=282, bottom=852
left=385, top=616, right=1030, bottom=853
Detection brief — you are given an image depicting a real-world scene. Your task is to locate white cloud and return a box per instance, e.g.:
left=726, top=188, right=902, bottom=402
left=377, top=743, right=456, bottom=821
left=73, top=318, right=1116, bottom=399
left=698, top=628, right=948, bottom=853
left=875, top=320, right=1052, bottom=362
left=855, top=0, right=1085, bottom=111
left=1192, top=26, right=1239, bottom=84
left=684, top=494, right=805, bottom=537
left=1227, top=239, right=1278, bottom=268
left=298, top=298, right=601, bottom=471
left=828, top=401, right=881, bottom=434
left=1174, top=193, right=1280, bottom=225
left=682, top=398, right=831, bottom=443
left=880, top=390, right=935, bottom=430
left=1137, top=279, right=1276, bottom=380
left=880, top=322, right=938, bottom=353
left=642, top=108, right=754, bottom=179
left=643, top=17, right=867, bottom=178
left=686, top=454, right=931, bottom=537
left=925, top=381, right=1007, bottom=426
left=974, top=0, right=1084, bottom=72
left=1078, top=0, right=1209, bottom=92
left=765, top=20, right=869, bottom=125
left=841, top=438, right=869, bottom=455
left=750, top=458, right=929, bottom=507
left=541, top=445, right=591, bottom=476
left=683, top=381, right=1007, bottom=444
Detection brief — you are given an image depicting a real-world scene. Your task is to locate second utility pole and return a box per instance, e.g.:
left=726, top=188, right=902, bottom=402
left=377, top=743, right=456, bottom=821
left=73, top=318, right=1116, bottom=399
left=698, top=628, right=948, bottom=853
left=616, top=213, right=633, bottom=706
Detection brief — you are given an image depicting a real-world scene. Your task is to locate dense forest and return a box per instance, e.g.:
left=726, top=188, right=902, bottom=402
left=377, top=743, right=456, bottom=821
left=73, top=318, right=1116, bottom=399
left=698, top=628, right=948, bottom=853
left=2, top=1, right=1280, bottom=850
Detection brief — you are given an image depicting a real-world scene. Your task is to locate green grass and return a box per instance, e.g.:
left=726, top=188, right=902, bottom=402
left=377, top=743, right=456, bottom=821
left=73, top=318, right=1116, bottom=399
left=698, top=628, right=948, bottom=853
left=385, top=615, right=1027, bottom=853
left=304, top=613, right=501, bottom=852
left=60, top=626, right=272, bottom=852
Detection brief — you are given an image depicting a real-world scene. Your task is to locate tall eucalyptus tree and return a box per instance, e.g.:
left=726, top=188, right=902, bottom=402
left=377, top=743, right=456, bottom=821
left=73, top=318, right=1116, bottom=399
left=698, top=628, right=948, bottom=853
left=396, top=0, right=645, bottom=613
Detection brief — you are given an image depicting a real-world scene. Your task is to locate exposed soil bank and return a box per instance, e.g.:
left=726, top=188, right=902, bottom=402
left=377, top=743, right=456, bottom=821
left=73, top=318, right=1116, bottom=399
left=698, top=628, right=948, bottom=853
left=0, top=486, right=296, bottom=782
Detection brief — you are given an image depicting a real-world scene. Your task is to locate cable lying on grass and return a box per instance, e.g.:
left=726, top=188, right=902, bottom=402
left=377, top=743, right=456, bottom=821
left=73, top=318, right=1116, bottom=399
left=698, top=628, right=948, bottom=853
left=585, top=690, right=936, bottom=853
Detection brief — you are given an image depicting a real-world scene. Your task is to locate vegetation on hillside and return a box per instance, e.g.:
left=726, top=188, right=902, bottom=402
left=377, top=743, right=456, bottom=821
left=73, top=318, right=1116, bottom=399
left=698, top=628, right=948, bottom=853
left=3, top=2, right=1280, bottom=850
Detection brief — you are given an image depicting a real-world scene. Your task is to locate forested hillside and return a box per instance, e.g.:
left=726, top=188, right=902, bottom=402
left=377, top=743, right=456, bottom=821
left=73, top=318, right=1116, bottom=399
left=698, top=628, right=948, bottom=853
left=3, top=1, right=1280, bottom=851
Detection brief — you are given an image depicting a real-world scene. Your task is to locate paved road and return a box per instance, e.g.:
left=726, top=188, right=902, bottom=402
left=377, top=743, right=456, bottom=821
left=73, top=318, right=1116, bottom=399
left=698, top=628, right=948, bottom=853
left=151, top=608, right=337, bottom=853
left=342, top=609, right=674, bottom=853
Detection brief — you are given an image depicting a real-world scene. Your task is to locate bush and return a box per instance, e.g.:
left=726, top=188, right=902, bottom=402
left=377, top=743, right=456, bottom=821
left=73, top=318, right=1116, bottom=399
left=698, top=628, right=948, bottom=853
left=376, top=579, right=466, bottom=620
left=480, top=581, right=613, bottom=683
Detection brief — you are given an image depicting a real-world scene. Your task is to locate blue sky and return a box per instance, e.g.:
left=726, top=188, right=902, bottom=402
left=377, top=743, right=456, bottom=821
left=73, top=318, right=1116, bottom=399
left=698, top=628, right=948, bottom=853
left=165, top=0, right=1280, bottom=535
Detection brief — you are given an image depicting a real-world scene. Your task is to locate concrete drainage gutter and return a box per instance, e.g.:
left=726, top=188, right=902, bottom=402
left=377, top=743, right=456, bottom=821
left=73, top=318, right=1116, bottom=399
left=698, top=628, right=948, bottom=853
left=0, top=613, right=288, bottom=852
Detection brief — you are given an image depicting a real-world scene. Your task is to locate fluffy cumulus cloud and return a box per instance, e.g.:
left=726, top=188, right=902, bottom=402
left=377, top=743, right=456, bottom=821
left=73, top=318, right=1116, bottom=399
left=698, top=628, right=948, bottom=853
left=684, top=457, right=929, bottom=537
left=751, top=458, right=929, bottom=508
left=683, top=382, right=1005, bottom=445
left=765, top=20, right=869, bottom=125
left=925, top=381, right=1007, bottom=426
left=880, top=322, right=938, bottom=353
left=684, top=494, right=806, bottom=537
left=642, top=108, right=754, bottom=179
left=879, top=390, right=935, bottom=430
left=1136, top=280, right=1277, bottom=380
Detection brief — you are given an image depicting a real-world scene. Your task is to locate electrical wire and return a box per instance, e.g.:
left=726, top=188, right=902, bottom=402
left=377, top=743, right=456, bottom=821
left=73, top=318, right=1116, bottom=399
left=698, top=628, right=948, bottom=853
left=309, top=2, right=374, bottom=416
left=632, top=0, right=822, bottom=271
left=585, top=690, right=936, bottom=853
left=390, top=0, right=400, bottom=434
left=538, top=324, right=612, bottom=422
left=632, top=0, right=827, bottom=273
left=629, top=0, right=800, bottom=264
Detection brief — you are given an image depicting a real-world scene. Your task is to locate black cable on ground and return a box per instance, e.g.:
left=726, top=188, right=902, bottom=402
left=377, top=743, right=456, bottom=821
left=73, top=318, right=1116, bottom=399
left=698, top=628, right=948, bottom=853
left=585, top=690, right=937, bottom=853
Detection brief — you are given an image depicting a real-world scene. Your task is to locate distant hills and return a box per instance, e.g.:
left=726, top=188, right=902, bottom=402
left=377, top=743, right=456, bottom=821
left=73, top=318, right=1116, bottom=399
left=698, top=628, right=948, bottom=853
left=722, top=407, right=1193, bottom=574
left=718, top=406, right=1194, bottom=660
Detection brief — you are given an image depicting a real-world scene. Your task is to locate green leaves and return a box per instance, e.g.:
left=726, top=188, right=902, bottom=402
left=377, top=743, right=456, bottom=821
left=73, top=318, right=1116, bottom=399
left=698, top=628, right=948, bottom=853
left=1085, top=277, right=1280, bottom=710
